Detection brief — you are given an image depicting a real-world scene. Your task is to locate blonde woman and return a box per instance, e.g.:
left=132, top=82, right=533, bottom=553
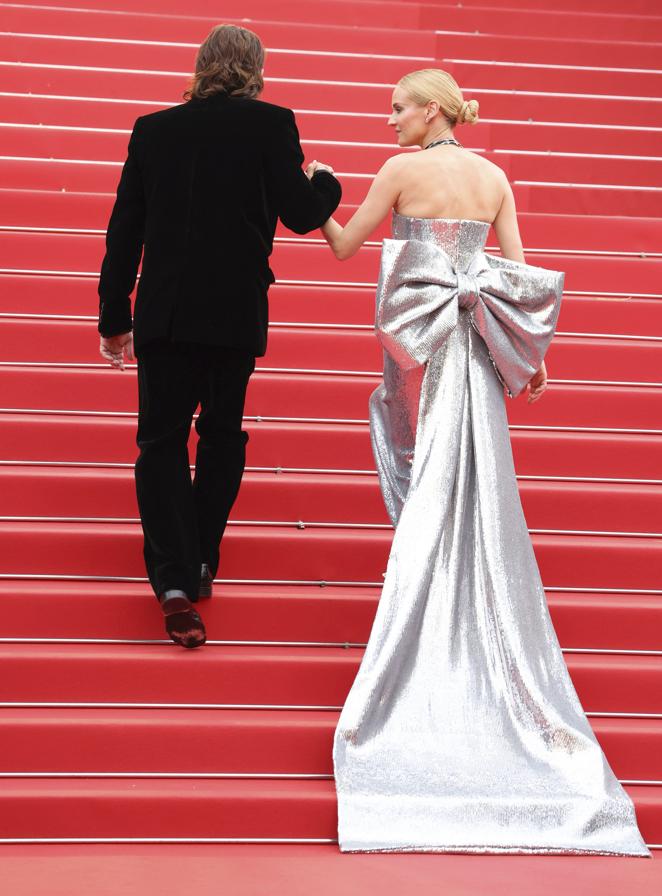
left=320, top=69, right=651, bottom=857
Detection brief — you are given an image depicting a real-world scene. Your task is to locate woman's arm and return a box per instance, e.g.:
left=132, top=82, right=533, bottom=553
left=492, top=173, right=549, bottom=403
left=497, top=196, right=547, bottom=402
left=492, top=173, right=525, bottom=263
left=318, top=155, right=404, bottom=260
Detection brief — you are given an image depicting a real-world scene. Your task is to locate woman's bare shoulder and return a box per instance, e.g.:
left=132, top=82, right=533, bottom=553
left=380, top=149, right=508, bottom=189
left=381, top=151, right=412, bottom=171
left=472, top=151, right=508, bottom=178
left=367, top=152, right=410, bottom=188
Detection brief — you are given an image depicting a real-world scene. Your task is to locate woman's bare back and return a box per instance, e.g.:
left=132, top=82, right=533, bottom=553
left=316, top=141, right=525, bottom=265
left=394, top=144, right=524, bottom=261
left=392, top=147, right=524, bottom=261
left=393, top=146, right=504, bottom=221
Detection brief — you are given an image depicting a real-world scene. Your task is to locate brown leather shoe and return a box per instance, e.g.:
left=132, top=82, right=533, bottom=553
left=199, top=563, right=213, bottom=598
left=159, top=589, right=206, bottom=648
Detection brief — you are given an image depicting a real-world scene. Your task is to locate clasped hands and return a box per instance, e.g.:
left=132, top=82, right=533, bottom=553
left=305, top=159, right=335, bottom=179
left=99, top=154, right=547, bottom=403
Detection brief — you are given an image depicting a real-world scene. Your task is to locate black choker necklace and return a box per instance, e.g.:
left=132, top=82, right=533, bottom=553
left=425, top=138, right=462, bottom=150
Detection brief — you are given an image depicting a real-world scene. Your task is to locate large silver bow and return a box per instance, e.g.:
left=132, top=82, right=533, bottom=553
left=375, top=239, right=565, bottom=398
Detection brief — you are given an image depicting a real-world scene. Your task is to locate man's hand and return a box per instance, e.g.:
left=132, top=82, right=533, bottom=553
left=100, top=332, right=134, bottom=370
left=526, top=360, right=547, bottom=403
left=305, top=159, right=335, bottom=179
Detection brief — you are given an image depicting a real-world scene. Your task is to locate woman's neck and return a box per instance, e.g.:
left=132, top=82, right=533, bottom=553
left=421, top=126, right=454, bottom=149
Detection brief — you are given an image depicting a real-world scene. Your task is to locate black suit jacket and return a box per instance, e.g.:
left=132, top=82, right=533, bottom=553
left=97, top=93, right=342, bottom=355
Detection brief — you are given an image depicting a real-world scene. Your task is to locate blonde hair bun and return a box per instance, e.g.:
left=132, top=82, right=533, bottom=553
left=459, top=98, right=480, bottom=125
left=398, top=69, right=480, bottom=126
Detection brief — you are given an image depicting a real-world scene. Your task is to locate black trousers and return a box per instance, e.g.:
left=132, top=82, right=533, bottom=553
left=134, top=338, right=256, bottom=601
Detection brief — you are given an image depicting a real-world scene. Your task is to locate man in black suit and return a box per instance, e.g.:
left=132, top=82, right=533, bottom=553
left=97, top=24, right=341, bottom=648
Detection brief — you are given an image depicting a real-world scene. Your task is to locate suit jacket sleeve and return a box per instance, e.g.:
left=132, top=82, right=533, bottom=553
left=97, top=116, right=146, bottom=337
left=266, top=108, right=342, bottom=234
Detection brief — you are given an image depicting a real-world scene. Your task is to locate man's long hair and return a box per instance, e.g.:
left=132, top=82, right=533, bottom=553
left=183, top=24, right=265, bottom=101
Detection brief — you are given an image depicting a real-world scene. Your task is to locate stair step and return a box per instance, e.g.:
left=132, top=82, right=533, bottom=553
left=22, top=0, right=659, bottom=16
left=1, top=842, right=661, bottom=893
left=0, top=641, right=661, bottom=713
left=446, top=57, right=662, bottom=97
left=4, top=191, right=662, bottom=258
left=3, top=33, right=662, bottom=97
left=422, top=5, right=662, bottom=41
left=5, top=127, right=662, bottom=186
left=268, top=285, right=662, bottom=334
left=3, top=4, right=662, bottom=68
left=17, top=0, right=662, bottom=42
left=4, top=0, right=418, bottom=32
left=0, top=465, right=386, bottom=525
left=0, top=775, right=659, bottom=842
left=2, top=464, right=661, bottom=533
left=517, top=184, right=662, bottom=219
left=1, top=367, right=661, bottom=430
left=1, top=161, right=661, bottom=215
left=0, top=777, right=338, bottom=839
left=0, top=707, right=660, bottom=780
left=1, top=518, right=661, bottom=590
left=3, top=230, right=662, bottom=295
left=2, top=319, right=661, bottom=385
left=0, top=34, right=416, bottom=86
left=0, top=707, right=337, bottom=775
left=2, top=274, right=661, bottom=337
left=1, top=412, right=661, bottom=480
left=0, top=580, right=661, bottom=652
left=0, top=642, right=363, bottom=706
left=460, top=0, right=659, bottom=12
left=0, top=581, right=379, bottom=644
left=4, top=91, right=662, bottom=155
left=0, top=412, right=378, bottom=471
left=0, top=6, right=434, bottom=55
left=1, top=66, right=659, bottom=128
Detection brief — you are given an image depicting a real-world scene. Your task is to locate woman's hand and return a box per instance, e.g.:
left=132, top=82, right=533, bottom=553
left=100, top=332, right=134, bottom=370
left=526, top=360, right=547, bottom=403
left=305, top=160, right=335, bottom=179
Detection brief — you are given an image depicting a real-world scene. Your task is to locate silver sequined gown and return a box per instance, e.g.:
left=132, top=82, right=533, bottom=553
left=332, top=213, right=651, bottom=857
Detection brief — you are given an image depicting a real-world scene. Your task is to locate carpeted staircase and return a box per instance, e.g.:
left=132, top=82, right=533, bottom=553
left=0, top=0, right=660, bottom=890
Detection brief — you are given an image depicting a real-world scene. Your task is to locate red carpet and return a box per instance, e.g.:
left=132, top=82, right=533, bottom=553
left=1, top=843, right=661, bottom=896
left=0, top=0, right=660, bottom=890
